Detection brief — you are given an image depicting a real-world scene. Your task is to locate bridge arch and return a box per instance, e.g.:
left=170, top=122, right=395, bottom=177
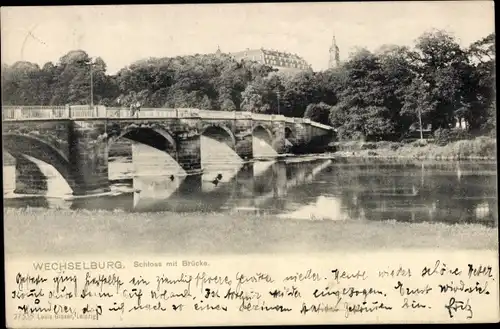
left=3, top=134, right=76, bottom=195
left=252, top=125, right=277, bottom=157
left=107, top=126, right=180, bottom=176
left=252, top=125, right=273, bottom=145
left=200, top=124, right=236, bottom=150
left=285, top=126, right=294, bottom=139
left=108, top=126, right=177, bottom=153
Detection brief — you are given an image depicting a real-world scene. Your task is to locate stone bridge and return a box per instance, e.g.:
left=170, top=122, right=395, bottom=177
left=2, top=105, right=336, bottom=196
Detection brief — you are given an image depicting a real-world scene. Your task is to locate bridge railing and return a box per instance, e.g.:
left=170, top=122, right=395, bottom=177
left=70, top=105, right=98, bottom=118
left=107, top=107, right=179, bottom=118
left=272, top=114, right=286, bottom=121
left=1, top=105, right=103, bottom=120
left=236, top=111, right=253, bottom=119
left=177, top=108, right=200, bottom=118
left=251, top=113, right=273, bottom=121
left=2, top=105, right=69, bottom=120
left=106, top=107, right=133, bottom=118
left=199, top=110, right=236, bottom=119
left=2, top=105, right=336, bottom=130
left=310, top=121, right=336, bottom=131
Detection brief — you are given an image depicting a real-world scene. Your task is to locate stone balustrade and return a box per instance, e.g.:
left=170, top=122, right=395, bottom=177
left=2, top=105, right=335, bottom=131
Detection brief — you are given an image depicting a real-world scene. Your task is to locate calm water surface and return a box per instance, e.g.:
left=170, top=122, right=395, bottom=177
left=4, top=155, right=498, bottom=227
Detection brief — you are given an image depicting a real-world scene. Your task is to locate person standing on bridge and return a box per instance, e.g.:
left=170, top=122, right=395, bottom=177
left=135, top=101, right=141, bottom=118
left=130, top=101, right=141, bottom=118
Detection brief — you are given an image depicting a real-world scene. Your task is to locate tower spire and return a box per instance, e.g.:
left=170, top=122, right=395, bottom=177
left=328, top=33, right=340, bottom=69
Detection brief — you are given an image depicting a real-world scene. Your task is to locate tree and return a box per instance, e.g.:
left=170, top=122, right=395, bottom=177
left=303, top=102, right=332, bottom=125
left=1, top=61, right=42, bottom=105
left=401, top=77, right=437, bottom=137
left=113, top=53, right=273, bottom=110
left=220, top=98, right=237, bottom=111
left=328, top=48, right=398, bottom=140
left=413, top=30, right=470, bottom=130
left=312, top=69, right=342, bottom=106
left=376, top=45, right=418, bottom=134
left=465, top=33, right=496, bottom=131
left=240, top=83, right=266, bottom=112
left=280, top=71, right=317, bottom=117
left=1, top=31, right=494, bottom=142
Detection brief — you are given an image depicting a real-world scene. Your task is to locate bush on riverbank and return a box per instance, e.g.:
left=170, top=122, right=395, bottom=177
left=333, top=136, right=496, bottom=160
left=433, top=128, right=473, bottom=146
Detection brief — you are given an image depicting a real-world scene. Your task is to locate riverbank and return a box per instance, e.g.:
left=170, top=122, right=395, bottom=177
left=4, top=207, right=497, bottom=256
left=331, top=137, right=496, bottom=161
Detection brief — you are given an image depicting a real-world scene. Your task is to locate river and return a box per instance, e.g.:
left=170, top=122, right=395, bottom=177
left=2, top=136, right=497, bottom=227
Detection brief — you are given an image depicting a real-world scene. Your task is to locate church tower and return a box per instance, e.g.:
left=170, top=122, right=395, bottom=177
left=328, top=34, right=340, bottom=69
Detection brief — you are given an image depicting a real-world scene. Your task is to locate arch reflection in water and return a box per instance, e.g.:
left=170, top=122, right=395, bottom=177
left=61, top=158, right=331, bottom=214
left=131, top=129, right=251, bottom=212
left=4, top=159, right=496, bottom=227
left=132, top=142, right=186, bottom=177
left=200, top=134, right=244, bottom=193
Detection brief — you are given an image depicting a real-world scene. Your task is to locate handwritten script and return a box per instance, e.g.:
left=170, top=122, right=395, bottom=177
left=6, top=256, right=498, bottom=325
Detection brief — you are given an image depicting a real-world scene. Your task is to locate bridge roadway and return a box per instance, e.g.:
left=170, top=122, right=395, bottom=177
left=2, top=105, right=336, bottom=196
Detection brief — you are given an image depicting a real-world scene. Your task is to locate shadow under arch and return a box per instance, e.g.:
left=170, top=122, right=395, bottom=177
left=200, top=124, right=236, bottom=150
left=284, top=126, right=296, bottom=152
left=285, top=126, right=294, bottom=139
left=253, top=125, right=273, bottom=145
left=108, top=126, right=178, bottom=160
left=3, top=134, right=77, bottom=193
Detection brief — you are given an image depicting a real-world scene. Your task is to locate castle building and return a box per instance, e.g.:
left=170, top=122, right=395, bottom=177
left=217, top=34, right=340, bottom=72
left=328, top=34, right=340, bottom=69
left=228, top=48, right=312, bottom=73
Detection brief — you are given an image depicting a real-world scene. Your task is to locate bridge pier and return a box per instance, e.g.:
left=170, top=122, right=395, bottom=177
left=234, top=133, right=253, bottom=160
left=176, top=132, right=202, bottom=174
left=271, top=120, right=286, bottom=153
left=273, top=161, right=287, bottom=198
left=69, top=121, right=111, bottom=196
left=234, top=116, right=253, bottom=160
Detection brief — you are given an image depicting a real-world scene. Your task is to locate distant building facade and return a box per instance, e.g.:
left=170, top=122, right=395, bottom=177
left=228, top=48, right=312, bottom=73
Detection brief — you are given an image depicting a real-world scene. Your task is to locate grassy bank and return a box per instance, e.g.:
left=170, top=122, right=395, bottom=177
left=332, top=137, right=496, bottom=161
left=4, top=207, right=497, bottom=256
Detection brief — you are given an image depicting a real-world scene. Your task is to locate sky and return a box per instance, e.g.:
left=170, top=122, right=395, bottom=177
left=1, top=2, right=495, bottom=74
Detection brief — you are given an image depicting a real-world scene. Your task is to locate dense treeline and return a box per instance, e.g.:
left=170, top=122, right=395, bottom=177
left=2, top=30, right=495, bottom=140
